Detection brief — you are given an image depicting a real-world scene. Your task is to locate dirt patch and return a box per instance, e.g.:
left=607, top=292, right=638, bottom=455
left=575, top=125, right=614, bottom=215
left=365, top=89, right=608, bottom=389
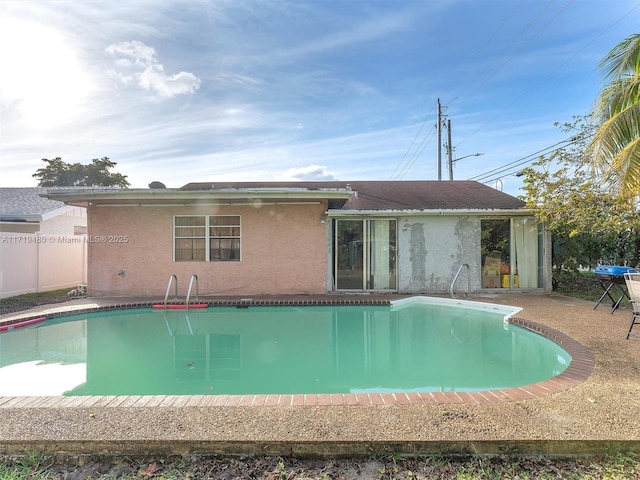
left=0, top=289, right=78, bottom=316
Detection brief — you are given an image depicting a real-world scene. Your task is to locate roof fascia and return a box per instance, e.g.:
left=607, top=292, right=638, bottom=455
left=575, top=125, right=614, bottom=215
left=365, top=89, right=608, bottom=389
left=44, top=188, right=353, bottom=207
left=40, top=205, right=81, bottom=221
left=327, top=209, right=535, bottom=217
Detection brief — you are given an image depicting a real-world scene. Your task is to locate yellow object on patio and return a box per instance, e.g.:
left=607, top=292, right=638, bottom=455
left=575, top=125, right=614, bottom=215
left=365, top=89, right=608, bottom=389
left=501, top=274, right=519, bottom=288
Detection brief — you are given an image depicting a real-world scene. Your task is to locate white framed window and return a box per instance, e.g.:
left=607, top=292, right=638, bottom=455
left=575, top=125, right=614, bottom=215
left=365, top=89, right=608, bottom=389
left=174, top=215, right=241, bottom=262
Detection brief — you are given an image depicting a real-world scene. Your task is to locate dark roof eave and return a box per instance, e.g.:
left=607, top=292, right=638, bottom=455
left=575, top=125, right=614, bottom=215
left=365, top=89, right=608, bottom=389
left=328, top=208, right=535, bottom=216
left=0, top=218, right=40, bottom=223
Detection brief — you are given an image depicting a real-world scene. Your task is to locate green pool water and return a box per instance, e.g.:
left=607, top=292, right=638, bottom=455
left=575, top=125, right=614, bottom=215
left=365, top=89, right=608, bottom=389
left=0, top=299, right=570, bottom=396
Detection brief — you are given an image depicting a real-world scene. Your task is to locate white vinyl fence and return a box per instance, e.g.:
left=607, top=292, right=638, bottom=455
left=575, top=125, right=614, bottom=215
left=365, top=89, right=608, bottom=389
left=0, top=233, right=87, bottom=299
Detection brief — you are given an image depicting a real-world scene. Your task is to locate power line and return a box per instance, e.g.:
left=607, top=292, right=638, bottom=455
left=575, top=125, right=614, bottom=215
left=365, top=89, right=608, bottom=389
left=455, top=1, right=639, bottom=150
left=450, top=0, right=555, bottom=112
left=393, top=1, right=562, bottom=179
left=390, top=102, right=436, bottom=180
left=396, top=123, right=437, bottom=180
left=391, top=2, right=639, bottom=181
left=468, top=137, right=578, bottom=182
left=470, top=139, right=573, bottom=181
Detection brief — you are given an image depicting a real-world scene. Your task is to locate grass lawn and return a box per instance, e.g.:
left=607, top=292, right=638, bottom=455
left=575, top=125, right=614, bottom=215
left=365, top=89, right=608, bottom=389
left=0, top=288, right=77, bottom=316
left=0, top=451, right=638, bottom=479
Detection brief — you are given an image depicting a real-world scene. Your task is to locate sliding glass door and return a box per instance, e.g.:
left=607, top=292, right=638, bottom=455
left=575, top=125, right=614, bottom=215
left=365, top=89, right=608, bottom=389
left=481, top=217, right=542, bottom=289
left=335, top=219, right=397, bottom=291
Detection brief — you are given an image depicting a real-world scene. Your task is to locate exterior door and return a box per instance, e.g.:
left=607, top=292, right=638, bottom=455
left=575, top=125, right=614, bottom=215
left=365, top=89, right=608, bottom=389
left=335, top=219, right=396, bottom=290
left=481, top=217, right=542, bottom=289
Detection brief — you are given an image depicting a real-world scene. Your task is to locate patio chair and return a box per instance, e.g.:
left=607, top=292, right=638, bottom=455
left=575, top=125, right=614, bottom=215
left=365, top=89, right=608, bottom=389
left=623, top=272, right=640, bottom=340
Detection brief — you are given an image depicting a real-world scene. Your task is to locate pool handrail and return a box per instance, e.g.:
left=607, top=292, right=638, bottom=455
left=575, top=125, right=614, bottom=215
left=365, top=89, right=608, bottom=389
left=450, top=264, right=471, bottom=298
left=185, top=274, right=199, bottom=311
left=163, top=274, right=179, bottom=309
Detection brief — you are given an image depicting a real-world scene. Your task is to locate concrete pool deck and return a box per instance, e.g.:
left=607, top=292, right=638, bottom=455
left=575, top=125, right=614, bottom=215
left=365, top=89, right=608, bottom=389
left=0, top=292, right=639, bottom=456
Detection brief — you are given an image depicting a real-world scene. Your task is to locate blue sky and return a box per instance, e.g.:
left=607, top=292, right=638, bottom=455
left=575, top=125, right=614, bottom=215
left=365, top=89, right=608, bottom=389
left=1, top=0, right=638, bottom=196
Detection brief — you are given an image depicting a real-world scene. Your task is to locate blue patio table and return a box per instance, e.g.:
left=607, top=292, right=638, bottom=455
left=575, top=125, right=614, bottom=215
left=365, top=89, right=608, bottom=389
left=593, top=265, right=637, bottom=314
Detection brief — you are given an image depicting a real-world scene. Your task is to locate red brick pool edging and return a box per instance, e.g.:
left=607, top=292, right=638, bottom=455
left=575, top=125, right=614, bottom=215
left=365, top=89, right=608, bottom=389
left=0, top=299, right=595, bottom=408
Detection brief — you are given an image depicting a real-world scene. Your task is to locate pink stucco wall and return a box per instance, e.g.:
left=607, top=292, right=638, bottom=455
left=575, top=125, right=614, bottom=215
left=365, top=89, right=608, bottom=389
left=86, top=201, right=329, bottom=296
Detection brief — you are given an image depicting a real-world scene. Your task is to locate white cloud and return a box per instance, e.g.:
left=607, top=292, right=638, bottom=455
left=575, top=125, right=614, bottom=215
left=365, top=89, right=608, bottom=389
left=106, top=40, right=201, bottom=98
left=106, top=40, right=157, bottom=66
left=346, top=81, right=378, bottom=97
left=276, top=165, right=338, bottom=181
left=139, top=65, right=201, bottom=98
left=274, top=8, right=416, bottom=61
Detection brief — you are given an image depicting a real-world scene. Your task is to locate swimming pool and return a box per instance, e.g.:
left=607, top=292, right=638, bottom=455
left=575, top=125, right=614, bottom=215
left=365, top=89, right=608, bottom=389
left=0, top=297, right=571, bottom=397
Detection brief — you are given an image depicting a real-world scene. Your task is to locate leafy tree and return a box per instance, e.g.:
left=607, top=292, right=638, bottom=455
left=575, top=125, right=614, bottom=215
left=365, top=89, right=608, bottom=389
left=522, top=34, right=640, bottom=289
left=521, top=116, right=640, bottom=288
left=33, top=157, right=130, bottom=187
left=590, top=33, right=640, bottom=199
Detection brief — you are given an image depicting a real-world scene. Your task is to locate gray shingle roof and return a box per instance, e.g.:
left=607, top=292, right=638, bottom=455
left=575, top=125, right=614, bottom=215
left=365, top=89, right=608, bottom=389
left=0, top=187, right=68, bottom=220
left=180, top=180, right=526, bottom=211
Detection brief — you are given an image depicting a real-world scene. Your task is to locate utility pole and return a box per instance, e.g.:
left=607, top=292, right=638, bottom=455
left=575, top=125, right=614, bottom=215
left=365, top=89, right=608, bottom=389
left=436, top=99, right=442, bottom=180
left=447, top=119, right=453, bottom=181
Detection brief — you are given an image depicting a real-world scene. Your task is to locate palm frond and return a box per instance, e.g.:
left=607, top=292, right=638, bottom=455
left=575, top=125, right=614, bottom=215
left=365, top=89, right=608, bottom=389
left=591, top=101, right=640, bottom=160
left=594, top=77, right=640, bottom=120
left=612, top=137, right=640, bottom=197
left=591, top=34, right=640, bottom=199
left=599, top=33, right=640, bottom=81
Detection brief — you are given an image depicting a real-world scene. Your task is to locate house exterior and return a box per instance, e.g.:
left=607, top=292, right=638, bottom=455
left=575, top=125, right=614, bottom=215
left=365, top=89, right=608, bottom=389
left=44, top=181, right=550, bottom=297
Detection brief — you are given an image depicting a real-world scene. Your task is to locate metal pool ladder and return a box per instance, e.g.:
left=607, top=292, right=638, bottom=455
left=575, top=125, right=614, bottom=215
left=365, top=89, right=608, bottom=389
left=450, top=264, right=471, bottom=298
left=163, top=274, right=179, bottom=308
left=185, top=274, right=199, bottom=311
left=161, top=274, right=200, bottom=310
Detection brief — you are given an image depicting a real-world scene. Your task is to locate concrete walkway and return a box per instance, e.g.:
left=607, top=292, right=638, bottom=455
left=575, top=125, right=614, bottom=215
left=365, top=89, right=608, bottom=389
left=0, top=292, right=639, bottom=456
